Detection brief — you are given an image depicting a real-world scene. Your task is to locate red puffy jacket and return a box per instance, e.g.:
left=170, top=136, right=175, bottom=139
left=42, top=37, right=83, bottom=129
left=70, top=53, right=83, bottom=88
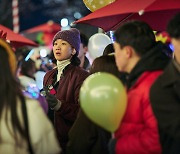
left=115, top=71, right=162, bottom=154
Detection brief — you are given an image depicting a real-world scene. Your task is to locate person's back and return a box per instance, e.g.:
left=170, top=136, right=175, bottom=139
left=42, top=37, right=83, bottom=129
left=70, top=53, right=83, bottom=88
left=67, top=54, right=122, bottom=154
left=150, top=12, right=180, bottom=154
left=0, top=97, right=60, bottom=154
left=112, top=20, right=170, bottom=153
left=0, top=39, right=61, bottom=154
left=18, top=58, right=37, bottom=88
left=18, top=58, right=48, bottom=113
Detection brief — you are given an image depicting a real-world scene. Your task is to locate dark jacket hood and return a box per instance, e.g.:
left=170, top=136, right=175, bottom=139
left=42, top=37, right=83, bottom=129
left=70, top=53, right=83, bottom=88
left=127, top=41, right=170, bottom=89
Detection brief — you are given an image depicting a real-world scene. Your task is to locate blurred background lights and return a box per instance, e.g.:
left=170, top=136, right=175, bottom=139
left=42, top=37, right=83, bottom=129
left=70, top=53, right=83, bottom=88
left=60, top=18, right=69, bottom=27
left=169, top=43, right=174, bottom=51
left=110, top=31, right=115, bottom=43
left=25, top=49, right=35, bottom=61
left=74, top=12, right=82, bottom=19
left=40, top=48, right=48, bottom=58
left=54, top=0, right=64, bottom=3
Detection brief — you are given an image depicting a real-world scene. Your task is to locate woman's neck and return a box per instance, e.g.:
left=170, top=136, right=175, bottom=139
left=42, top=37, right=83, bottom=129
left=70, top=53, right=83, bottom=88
left=56, top=59, right=70, bottom=81
left=57, top=59, right=71, bottom=68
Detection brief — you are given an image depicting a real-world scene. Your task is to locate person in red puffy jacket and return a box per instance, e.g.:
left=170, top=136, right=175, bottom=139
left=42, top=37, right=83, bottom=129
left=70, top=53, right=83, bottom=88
left=111, top=20, right=170, bottom=154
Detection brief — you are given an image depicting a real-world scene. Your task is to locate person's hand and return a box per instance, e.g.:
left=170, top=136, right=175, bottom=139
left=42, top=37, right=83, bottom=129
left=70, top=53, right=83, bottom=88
left=46, top=92, right=58, bottom=108
left=43, top=87, right=61, bottom=110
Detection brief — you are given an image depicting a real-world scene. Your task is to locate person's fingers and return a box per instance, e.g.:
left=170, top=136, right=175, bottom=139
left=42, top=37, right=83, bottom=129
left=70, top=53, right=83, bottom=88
left=43, top=86, right=49, bottom=93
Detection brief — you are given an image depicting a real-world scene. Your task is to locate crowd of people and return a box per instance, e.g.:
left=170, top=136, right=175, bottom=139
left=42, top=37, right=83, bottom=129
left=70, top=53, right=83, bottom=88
left=0, top=12, right=179, bottom=154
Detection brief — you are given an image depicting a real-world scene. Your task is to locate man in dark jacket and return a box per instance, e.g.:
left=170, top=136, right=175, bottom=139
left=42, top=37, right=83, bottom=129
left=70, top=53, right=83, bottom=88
left=150, top=13, right=180, bottom=154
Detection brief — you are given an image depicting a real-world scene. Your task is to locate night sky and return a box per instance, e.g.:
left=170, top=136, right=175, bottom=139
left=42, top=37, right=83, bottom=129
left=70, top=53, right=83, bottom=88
left=19, top=0, right=91, bottom=31
left=0, top=0, right=91, bottom=31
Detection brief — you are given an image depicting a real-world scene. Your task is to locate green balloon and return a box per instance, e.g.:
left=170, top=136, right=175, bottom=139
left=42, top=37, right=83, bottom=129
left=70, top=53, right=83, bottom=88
left=80, top=72, right=127, bottom=133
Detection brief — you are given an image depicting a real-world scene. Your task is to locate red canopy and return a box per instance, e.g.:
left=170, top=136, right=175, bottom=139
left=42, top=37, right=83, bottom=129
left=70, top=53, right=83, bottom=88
left=24, top=21, right=61, bottom=33
left=23, top=21, right=61, bottom=46
left=0, top=24, right=38, bottom=48
left=75, top=0, right=180, bottom=31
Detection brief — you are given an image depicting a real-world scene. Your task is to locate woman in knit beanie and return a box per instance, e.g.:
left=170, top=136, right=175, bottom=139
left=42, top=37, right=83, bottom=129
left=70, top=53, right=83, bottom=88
left=43, top=28, right=89, bottom=153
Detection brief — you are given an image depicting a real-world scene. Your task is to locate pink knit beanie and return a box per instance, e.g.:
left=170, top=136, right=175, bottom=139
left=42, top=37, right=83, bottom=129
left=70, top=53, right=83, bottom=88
left=52, top=28, right=81, bottom=54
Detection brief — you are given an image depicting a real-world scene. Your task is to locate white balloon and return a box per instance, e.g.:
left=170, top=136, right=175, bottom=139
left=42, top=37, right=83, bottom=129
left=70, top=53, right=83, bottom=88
left=88, top=33, right=112, bottom=59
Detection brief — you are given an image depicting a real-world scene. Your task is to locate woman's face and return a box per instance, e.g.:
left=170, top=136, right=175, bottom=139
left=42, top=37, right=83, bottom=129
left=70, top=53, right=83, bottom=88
left=114, top=42, right=129, bottom=72
left=53, top=39, right=76, bottom=61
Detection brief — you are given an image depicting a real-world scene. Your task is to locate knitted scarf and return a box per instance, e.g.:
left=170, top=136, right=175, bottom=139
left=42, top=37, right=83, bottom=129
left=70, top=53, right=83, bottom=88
left=56, top=59, right=70, bottom=81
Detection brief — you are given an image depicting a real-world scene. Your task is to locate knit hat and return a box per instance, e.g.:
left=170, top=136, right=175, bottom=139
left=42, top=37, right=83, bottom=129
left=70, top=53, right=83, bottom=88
left=52, top=28, right=81, bottom=54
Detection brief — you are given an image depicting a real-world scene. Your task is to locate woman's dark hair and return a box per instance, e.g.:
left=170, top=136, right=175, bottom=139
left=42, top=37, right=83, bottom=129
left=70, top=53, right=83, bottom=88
left=90, top=55, right=127, bottom=84
left=90, top=55, right=120, bottom=78
left=103, top=43, right=114, bottom=56
left=80, top=33, right=88, bottom=47
left=114, top=20, right=156, bottom=56
left=0, top=42, right=26, bottom=143
left=20, top=59, right=36, bottom=79
left=70, top=52, right=81, bottom=66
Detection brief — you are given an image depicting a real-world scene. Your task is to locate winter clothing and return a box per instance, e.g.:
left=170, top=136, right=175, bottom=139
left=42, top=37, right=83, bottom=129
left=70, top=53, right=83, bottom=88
left=114, top=42, right=170, bottom=154
left=57, top=59, right=70, bottom=81
left=18, top=75, right=37, bottom=89
left=0, top=97, right=61, bottom=154
left=150, top=60, right=180, bottom=154
left=35, top=70, right=46, bottom=90
left=19, top=75, right=48, bottom=113
left=83, top=56, right=91, bottom=71
left=115, top=71, right=163, bottom=154
left=52, top=28, right=81, bottom=53
left=43, top=89, right=60, bottom=109
left=66, top=109, right=111, bottom=154
left=43, top=64, right=89, bottom=152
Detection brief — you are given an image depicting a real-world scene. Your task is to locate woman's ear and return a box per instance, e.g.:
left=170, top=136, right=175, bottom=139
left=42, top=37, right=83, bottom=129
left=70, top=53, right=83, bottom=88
left=72, top=48, right=76, bottom=55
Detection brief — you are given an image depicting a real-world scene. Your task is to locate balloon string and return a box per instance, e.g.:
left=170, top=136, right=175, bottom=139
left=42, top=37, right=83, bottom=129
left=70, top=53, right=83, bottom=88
left=112, top=133, right=115, bottom=139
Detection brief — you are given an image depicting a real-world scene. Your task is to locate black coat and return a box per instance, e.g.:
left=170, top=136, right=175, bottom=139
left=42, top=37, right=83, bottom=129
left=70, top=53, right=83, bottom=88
left=150, top=61, right=180, bottom=154
left=66, top=110, right=111, bottom=154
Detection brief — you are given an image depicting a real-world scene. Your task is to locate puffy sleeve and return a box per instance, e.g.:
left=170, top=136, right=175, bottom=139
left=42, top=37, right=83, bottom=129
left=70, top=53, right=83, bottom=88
left=115, top=97, right=161, bottom=153
left=115, top=81, right=162, bottom=154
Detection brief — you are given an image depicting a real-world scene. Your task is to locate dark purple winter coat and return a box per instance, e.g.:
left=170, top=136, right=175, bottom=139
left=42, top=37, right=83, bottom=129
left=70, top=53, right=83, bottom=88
left=43, top=64, right=89, bottom=152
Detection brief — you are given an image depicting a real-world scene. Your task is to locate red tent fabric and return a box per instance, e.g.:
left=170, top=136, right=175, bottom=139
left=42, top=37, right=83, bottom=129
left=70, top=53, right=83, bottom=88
left=0, top=24, right=38, bottom=48
left=23, top=21, right=61, bottom=46
left=24, top=21, right=61, bottom=33
left=75, top=0, right=180, bottom=32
